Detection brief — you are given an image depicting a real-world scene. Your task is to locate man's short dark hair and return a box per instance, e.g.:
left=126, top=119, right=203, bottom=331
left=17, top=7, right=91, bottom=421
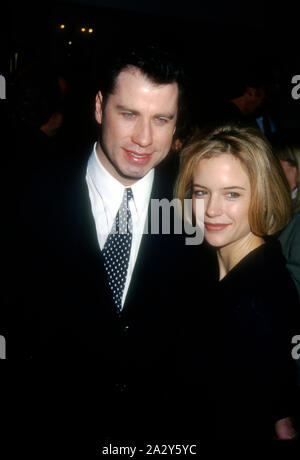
left=96, top=43, right=191, bottom=143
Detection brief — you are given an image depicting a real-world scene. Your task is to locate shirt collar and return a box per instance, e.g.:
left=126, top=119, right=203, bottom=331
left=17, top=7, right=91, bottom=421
left=87, top=142, right=154, bottom=217
left=131, top=167, right=154, bottom=218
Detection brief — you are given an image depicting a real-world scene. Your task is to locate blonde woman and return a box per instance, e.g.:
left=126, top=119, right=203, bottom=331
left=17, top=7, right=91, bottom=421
left=175, top=124, right=300, bottom=440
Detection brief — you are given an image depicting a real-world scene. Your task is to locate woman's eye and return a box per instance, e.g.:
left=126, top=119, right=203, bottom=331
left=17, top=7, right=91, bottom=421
left=226, top=192, right=240, bottom=198
left=193, top=190, right=207, bottom=197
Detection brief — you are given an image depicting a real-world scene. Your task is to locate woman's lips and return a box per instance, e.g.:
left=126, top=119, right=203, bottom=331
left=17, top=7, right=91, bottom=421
left=123, top=148, right=153, bottom=165
left=205, top=223, right=230, bottom=231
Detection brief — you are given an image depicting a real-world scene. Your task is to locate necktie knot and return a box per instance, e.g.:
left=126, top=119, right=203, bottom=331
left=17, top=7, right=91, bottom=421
left=126, top=187, right=133, bottom=202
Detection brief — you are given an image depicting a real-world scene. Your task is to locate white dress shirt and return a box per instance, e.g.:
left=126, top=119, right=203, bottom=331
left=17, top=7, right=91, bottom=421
left=86, top=143, right=154, bottom=308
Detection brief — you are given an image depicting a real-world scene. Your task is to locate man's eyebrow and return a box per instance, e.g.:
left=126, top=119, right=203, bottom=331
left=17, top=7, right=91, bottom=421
left=116, top=104, right=175, bottom=119
left=116, top=104, right=139, bottom=114
left=154, top=112, right=175, bottom=120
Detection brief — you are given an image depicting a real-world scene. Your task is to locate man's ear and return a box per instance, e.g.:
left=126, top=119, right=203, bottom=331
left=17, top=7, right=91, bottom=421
left=95, top=91, right=103, bottom=124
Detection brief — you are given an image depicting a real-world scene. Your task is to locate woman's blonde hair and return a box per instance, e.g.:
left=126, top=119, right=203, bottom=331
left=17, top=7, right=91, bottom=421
left=175, top=124, right=291, bottom=236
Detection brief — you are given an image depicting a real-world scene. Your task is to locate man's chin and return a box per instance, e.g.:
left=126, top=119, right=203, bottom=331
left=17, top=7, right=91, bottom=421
left=116, top=167, right=147, bottom=185
left=120, top=165, right=151, bottom=181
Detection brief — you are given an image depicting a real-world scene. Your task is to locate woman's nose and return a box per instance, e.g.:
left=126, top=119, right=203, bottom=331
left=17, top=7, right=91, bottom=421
left=206, top=195, right=222, bottom=217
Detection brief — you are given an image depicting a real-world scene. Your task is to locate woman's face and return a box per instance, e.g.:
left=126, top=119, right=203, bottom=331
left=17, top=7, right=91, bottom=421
left=192, top=153, right=252, bottom=249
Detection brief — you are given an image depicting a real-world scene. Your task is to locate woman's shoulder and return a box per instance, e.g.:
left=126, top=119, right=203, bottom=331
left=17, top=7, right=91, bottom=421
left=220, top=238, right=298, bottom=304
left=219, top=239, right=300, bottom=327
left=222, top=238, right=286, bottom=283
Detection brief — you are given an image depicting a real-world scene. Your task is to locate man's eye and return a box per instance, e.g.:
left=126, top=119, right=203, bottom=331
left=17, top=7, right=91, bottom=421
left=156, top=117, right=168, bottom=124
left=122, top=112, right=135, bottom=119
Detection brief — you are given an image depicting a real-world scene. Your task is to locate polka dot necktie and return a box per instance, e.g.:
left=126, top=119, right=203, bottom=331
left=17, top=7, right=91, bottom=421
left=102, top=188, right=133, bottom=312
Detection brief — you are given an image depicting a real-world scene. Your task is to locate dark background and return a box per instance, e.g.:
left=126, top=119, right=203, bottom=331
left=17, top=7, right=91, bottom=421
left=2, top=0, right=300, bottom=152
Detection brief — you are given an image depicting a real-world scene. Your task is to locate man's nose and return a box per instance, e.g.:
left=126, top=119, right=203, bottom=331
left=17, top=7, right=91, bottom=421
left=132, top=119, right=153, bottom=147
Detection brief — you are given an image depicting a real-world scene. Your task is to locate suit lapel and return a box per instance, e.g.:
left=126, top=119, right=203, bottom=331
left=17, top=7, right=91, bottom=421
left=70, top=166, right=119, bottom=319
left=122, top=166, right=175, bottom=314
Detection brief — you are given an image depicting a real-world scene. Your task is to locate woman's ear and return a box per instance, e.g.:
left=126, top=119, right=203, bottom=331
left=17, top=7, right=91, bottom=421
left=95, top=91, right=103, bottom=125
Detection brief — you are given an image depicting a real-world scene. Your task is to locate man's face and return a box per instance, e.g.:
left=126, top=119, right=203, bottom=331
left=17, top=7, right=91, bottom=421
left=95, top=67, right=179, bottom=185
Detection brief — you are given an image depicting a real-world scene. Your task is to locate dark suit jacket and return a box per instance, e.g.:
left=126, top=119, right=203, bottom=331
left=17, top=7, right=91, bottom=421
left=21, top=155, right=185, bottom=363
left=7, top=151, right=215, bottom=443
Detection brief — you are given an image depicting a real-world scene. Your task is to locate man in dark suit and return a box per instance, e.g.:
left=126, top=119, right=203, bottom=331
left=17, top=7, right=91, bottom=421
left=36, top=46, right=195, bottom=360
left=11, top=45, right=213, bottom=445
